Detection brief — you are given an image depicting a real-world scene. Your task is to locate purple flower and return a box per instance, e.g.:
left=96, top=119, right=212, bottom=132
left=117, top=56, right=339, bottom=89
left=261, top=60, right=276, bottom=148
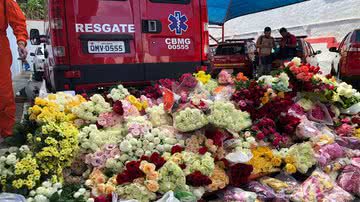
left=238, top=100, right=247, bottom=107
left=104, top=144, right=117, bottom=151
left=91, top=156, right=105, bottom=167
left=95, top=151, right=105, bottom=158
left=129, top=126, right=141, bottom=137
left=110, top=149, right=121, bottom=157
left=85, top=154, right=92, bottom=164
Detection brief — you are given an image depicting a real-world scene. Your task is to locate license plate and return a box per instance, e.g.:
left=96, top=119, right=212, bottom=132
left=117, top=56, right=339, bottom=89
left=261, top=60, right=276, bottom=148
left=88, top=41, right=125, bottom=54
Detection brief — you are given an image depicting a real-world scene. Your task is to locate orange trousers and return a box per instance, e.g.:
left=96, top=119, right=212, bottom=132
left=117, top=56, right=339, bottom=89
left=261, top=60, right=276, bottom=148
left=0, top=35, right=16, bottom=137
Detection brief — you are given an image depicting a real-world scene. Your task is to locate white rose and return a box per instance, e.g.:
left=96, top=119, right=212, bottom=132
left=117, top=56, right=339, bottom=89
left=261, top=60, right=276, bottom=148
left=53, top=183, right=62, bottom=190
left=0, top=156, right=6, bottom=162
left=19, top=145, right=30, bottom=153
left=87, top=198, right=95, bottom=202
left=36, top=187, right=47, bottom=195
left=8, top=147, right=18, bottom=153
left=144, top=134, right=155, bottom=142
left=78, top=188, right=86, bottom=194
left=29, top=190, right=36, bottom=197
left=135, top=149, right=144, bottom=157
left=34, top=195, right=48, bottom=202
left=120, top=141, right=132, bottom=152
left=156, top=145, right=165, bottom=152
left=57, top=190, right=63, bottom=195
left=291, top=57, right=302, bottom=66
left=74, top=192, right=81, bottom=198
left=344, top=89, right=353, bottom=98
left=42, top=181, right=52, bottom=188
left=6, top=154, right=17, bottom=165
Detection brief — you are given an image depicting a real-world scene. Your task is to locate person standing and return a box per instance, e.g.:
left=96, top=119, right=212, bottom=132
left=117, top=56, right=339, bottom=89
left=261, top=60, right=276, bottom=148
left=0, top=0, right=28, bottom=137
left=256, top=27, right=275, bottom=76
left=279, top=27, right=297, bottom=61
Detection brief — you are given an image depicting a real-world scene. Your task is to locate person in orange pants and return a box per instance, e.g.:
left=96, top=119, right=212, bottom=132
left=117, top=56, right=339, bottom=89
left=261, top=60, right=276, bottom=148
left=0, top=0, right=28, bottom=137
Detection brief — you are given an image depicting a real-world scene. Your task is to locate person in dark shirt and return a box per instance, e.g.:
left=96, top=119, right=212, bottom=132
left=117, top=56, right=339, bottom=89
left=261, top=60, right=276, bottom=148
left=279, top=27, right=297, bottom=61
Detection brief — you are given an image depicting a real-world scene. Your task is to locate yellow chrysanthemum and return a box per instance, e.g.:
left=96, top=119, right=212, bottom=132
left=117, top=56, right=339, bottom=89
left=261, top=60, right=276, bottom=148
left=284, top=163, right=297, bottom=174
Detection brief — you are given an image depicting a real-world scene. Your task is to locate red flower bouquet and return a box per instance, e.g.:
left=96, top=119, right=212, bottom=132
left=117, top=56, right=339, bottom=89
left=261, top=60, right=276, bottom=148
left=228, top=163, right=253, bottom=187
left=171, top=145, right=184, bottom=154
left=113, top=100, right=124, bottom=115
left=186, top=171, right=212, bottom=187
left=94, top=194, right=112, bottom=202
left=116, top=160, right=143, bottom=185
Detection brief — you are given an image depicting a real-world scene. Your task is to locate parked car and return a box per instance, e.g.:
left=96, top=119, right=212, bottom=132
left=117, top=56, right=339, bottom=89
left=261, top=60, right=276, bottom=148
left=30, top=0, right=210, bottom=92
left=30, top=46, right=45, bottom=81
left=272, top=36, right=321, bottom=68
left=210, top=39, right=256, bottom=77
left=330, top=29, right=360, bottom=85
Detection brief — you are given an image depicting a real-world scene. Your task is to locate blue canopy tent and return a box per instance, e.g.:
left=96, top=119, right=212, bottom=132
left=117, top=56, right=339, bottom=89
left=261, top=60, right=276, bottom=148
left=207, top=0, right=308, bottom=25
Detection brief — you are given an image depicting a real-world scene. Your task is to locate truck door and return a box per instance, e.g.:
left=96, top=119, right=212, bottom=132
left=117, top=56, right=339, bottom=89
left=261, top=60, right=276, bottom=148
left=140, top=0, right=203, bottom=80
left=64, top=0, right=143, bottom=82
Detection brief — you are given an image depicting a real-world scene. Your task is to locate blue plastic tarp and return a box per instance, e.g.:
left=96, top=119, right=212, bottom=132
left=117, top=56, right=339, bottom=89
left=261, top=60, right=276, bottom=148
left=208, top=0, right=308, bottom=25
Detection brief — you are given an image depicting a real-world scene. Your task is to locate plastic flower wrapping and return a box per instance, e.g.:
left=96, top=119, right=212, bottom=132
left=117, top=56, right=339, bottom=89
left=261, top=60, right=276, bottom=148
left=2, top=58, right=360, bottom=201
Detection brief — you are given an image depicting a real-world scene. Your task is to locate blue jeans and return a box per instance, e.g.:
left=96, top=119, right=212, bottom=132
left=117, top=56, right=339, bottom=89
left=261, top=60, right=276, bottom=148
left=258, top=55, right=272, bottom=76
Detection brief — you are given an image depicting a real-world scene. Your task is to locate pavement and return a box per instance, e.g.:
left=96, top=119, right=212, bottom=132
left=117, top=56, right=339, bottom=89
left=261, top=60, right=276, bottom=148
left=12, top=71, right=41, bottom=121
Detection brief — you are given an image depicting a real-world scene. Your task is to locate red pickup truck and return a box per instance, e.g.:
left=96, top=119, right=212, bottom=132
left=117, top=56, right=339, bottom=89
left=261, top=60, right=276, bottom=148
left=210, top=39, right=256, bottom=77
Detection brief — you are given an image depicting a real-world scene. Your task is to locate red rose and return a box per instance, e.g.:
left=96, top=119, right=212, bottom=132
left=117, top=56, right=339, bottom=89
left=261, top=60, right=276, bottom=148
left=352, top=116, right=360, bottom=125
left=228, top=163, right=253, bottom=186
left=150, top=152, right=166, bottom=169
left=179, top=163, right=187, bottom=169
left=95, top=122, right=104, bottom=130
left=171, top=145, right=184, bottom=154
left=94, top=195, right=110, bottom=202
left=113, top=100, right=124, bottom=115
left=125, top=161, right=143, bottom=179
left=198, top=147, right=208, bottom=155
left=186, top=171, right=212, bottom=187
left=256, top=132, right=265, bottom=140
left=205, top=129, right=226, bottom=147
left=140, top=155, right=150, bottom=162
left=116, top=171, right=131, bottom=185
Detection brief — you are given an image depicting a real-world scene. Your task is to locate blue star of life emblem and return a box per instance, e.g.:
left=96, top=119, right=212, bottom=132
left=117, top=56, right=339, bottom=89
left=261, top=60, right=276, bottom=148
left=168, top=11, right=188, bottom=35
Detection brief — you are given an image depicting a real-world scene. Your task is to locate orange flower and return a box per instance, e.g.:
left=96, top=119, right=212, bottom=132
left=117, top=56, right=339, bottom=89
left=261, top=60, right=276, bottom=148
left=97, top=183, right=106, bottom=194
left=277, top=92, right=285, bottom=99
left=140, top=161, right=156, bottom=174
left=145, top=180, right=159, bottom=192
left=261, top=96, right=270, bottom=105
left=147, top=171, right=159, bottom=181
left=213, top=86, right=225, bottom=94
left=105, top=184, right=116, bottom=194
left=236, top=72, right=249, bottom=82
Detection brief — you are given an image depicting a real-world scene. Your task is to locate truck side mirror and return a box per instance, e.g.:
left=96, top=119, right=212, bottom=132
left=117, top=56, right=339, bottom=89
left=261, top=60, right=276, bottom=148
left=30, top=29, right=41, bottom=45
left=329, top=47, right=338, bottom=53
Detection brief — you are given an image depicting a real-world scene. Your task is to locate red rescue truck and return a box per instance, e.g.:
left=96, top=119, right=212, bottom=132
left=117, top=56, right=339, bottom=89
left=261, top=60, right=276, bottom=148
left=30, top=0, right=209, bottom=92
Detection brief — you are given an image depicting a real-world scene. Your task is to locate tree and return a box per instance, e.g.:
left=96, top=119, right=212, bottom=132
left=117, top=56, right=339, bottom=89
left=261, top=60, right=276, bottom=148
left=19, top=0, right=45, bottom=20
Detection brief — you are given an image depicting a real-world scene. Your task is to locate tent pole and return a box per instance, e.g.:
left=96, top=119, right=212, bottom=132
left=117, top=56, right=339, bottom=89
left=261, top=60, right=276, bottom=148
left=222, top=25, right=224, bottom=42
